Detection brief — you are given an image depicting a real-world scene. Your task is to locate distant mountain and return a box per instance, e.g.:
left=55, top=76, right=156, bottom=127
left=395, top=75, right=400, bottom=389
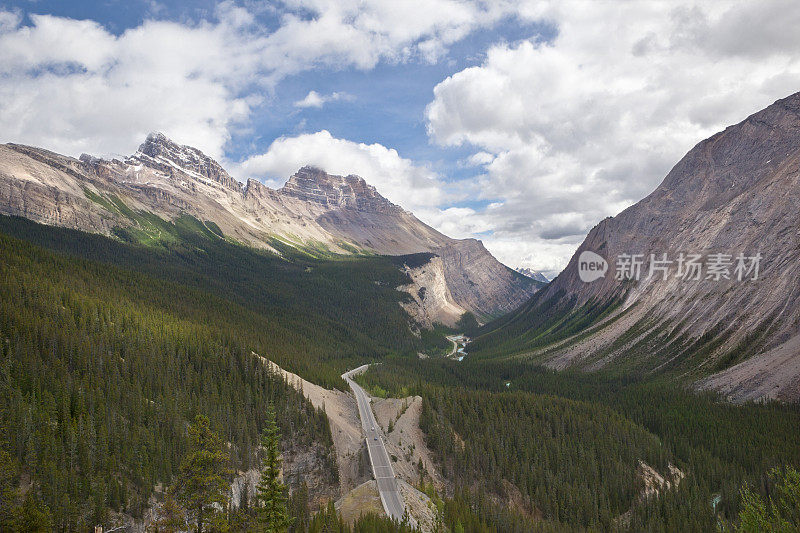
left=515, top=267, right=550, bottom=283
left=471, top=92, right=800, bottom=403
left=0, top=133, right=538, bottom=325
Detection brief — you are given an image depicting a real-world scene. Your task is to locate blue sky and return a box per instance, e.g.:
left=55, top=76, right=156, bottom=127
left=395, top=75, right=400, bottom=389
left=1, top=1, right=797, bottom=276
left=5, top=0, right=550, bottom=164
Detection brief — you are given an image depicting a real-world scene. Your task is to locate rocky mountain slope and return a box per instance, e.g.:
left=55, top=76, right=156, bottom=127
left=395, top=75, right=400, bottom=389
left=472, top=92, right=800, bottom=403
left=515, top=267, right=550, bottom=283
left=0, top=133, right=536, bottom=324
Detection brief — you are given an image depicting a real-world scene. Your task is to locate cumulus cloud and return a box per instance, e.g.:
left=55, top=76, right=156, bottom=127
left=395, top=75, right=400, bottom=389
left=270, top=0, right=517, bottom=67
left=0, top=0, right=514, bottom=158
left=293, top=90, right=353, bottom=108
left=0, top=8, right=258, bottom=158
left=232, top=130, right=449, bottom=213
left=425, top=0, right=800, bottom=276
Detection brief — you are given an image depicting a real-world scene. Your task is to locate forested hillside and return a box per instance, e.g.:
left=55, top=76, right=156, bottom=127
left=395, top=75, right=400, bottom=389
left=0, top=214, right=434, bottom=387
left=0, top=214, right=438, bottom=530
left=3, top=210, right=797, bottom=532
left=357, top=356, right=800, bottom=531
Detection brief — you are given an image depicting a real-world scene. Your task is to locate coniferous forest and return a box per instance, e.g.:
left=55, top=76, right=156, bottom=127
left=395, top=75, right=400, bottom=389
left=1, top=213, right=799, bottom=532
left=356, top=356, right=800, bottom=532
left=0, top=215, right=429, bottom=530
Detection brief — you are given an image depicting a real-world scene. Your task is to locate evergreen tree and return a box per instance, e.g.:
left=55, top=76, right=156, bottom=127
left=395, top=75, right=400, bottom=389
left=173, top=416, right=230, bottom=533
left=0, top=444, right=18, bottom=531
left=151, top=492, right=186, bottom=533
left=287, top=483, right=310, bottom=533
left=735, top=466, right=800, bottom=532
left=255, top=406, right=292, bottom=533
left=455, top=312, right=480, bottom=337
left=14, top=490, right=52, bottom=533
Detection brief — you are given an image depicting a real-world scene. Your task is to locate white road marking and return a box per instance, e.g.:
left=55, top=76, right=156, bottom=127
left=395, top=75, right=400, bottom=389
left=342, top=365, right=412, bottom=526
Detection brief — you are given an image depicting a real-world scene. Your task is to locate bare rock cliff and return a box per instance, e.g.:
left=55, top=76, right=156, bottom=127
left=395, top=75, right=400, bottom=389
left=475, top=91, right=800, bottom=402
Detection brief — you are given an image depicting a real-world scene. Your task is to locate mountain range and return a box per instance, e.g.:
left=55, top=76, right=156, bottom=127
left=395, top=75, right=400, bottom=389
left=515, top=267, right=550, bottom=283
left=0, top=133, right=538, bottom=326
left=472, top=92, right=800, bottom=403
left=3, top=93, right=799, bottom=403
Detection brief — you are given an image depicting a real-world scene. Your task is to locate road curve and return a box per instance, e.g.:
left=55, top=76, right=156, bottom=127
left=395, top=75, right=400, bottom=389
left=341, top=365, right=409, bottom=524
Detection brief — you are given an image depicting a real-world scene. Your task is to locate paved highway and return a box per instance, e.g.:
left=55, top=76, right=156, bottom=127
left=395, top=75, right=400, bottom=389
left=342, top=365, right=409, bottom=524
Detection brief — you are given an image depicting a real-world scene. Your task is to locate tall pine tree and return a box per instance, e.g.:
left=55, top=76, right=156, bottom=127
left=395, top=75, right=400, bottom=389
left=255, top=406, right=292, bottom=533
left=173, top=416, right=230, bottom=533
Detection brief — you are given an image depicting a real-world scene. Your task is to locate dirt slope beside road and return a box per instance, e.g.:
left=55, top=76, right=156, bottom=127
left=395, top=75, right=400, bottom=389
left=372, top=396, right=446, bottom=493
left=263, top=357, right=442, bottom=529
left=260, top=356, right=369, bottom=493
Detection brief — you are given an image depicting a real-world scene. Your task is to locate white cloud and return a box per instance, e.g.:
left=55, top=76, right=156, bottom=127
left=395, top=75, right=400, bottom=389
left=0, top=10, right=21, bottom=33
left=270, top=0, right=517, bottom=68
left=294, top=91, right=325, bottom=108
left=293, top=90, right=353, bottom=108
left=233, top=130, right=449, bottom=213
left=0, top=9, right=258, bottom=158
left=465, top=151, right=494, bottom=166
left=0, top=1, right=515, bottom=158
left=425, top=0, right=800, bottom=275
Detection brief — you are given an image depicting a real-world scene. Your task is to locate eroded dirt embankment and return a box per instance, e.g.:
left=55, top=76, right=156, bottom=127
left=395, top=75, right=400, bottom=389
left=262, top=357, right=442, bottom=530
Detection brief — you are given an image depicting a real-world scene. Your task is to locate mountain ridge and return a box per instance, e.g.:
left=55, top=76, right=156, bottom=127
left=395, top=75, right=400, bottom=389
left=0, top=133, right=538, bottom=324
left=515, top=267, right=550, bottom=283
left=471, top=91, right=800, bottom=402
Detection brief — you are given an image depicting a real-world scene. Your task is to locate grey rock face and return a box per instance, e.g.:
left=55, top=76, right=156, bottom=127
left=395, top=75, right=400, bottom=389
left=515, top=267, right=550, bottom=283
left=134, top=132, right=243, bottom=193
left=439, top=239, right=538, bottom=321
left=280, top=166, right=403, bottom=214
